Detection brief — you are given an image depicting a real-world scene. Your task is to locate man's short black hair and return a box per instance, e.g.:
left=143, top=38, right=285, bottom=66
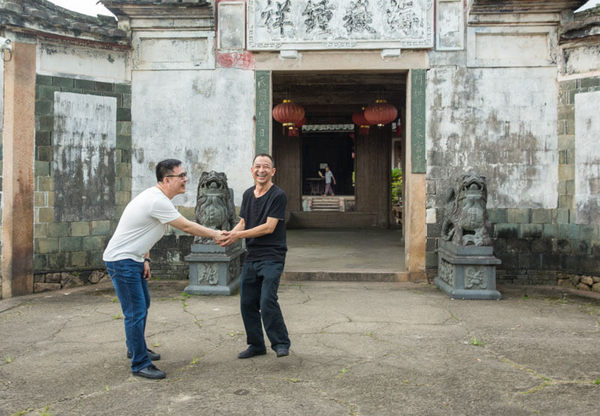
left=156, top=159, right=182, bottom=182
left=253, top=153, right=275, bottom=168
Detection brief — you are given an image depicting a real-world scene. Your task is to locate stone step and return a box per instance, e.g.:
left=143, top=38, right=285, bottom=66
left=310, top=200, right=343, bottom=212
left=282, top=271, right=409, bottom=282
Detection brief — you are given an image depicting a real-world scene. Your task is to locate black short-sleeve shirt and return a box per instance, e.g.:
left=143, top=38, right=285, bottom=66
left=239, top=185, right=287, bottom=262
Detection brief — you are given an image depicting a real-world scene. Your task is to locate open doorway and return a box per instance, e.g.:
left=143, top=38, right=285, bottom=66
left=271, top=71, right=406, bottom=229
left=302, top=133, right=354, bottom=197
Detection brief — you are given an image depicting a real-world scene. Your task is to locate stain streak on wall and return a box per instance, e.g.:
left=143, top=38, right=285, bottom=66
left=427, top=66, right=558, bottom=210
left=53, top=92, right=116, bottom=222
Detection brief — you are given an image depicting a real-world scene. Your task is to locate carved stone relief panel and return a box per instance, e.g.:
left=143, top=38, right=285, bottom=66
left=247, top=0, right=434, bottom=50
left=464, top=266, right=487, bottom=289
left=198, top=264, right=218, bottom=285
left=438, top=258, right=455, bottom=286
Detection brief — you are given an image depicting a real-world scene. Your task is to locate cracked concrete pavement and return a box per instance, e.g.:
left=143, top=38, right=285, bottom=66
left=1, top=280, right=600, bottom=415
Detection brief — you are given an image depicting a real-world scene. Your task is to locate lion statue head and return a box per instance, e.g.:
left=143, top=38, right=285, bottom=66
left=441, top=171, right=492, bottom=246
left=194, top=171, right=237, bottom=243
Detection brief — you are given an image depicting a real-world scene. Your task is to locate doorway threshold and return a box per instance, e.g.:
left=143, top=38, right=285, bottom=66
left=283, top=229, right=408, bottom=282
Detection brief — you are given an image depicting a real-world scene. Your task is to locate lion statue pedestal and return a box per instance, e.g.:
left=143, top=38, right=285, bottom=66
left=185, top=243, right=243, bottom=295
left=434, top=172, right=501, bottom=300
left=184, top=171, right=243, bottom=296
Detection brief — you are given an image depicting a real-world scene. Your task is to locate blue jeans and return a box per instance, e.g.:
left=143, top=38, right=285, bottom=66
left=105, top=259, right=152, bottom=372
left=240, top=260, right=290, bottom=352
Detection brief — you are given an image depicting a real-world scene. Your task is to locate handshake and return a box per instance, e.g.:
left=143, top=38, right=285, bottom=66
left=213, top=230, right=238, bottom=247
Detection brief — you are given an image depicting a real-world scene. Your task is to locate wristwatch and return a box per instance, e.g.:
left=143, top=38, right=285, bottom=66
left=144, top=258, right=151, bottom=263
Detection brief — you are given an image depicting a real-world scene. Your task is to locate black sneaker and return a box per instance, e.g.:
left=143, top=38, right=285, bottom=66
left=275, top=347, right=289, bottom=358
left=133, top=364, right=166, bottom=380
left=127, top=348, right=161, bottom=361
left=237, top=347, right=267, bottom=359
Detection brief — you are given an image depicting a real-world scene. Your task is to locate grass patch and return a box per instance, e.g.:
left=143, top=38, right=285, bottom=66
left=469, top=337, right=485, bottom=347
left=337, top=367, right=349, bottom=378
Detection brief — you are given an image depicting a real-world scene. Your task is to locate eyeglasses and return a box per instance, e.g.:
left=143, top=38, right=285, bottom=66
left=165, top=172, right=187, bottom=178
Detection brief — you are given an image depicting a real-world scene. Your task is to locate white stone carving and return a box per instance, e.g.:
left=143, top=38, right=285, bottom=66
left=247, top=0, right=434, bottom=50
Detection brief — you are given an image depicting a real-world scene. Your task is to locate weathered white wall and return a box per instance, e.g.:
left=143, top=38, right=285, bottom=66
left=574, top=90, right=600, bottom=224
left=426, top=66, right=558, bottom=209
left=562, top=44, right=600, bottom=75
left=53, top=92, right=117, bottom=221
left=37, top=42, right=130, bottom=83
left=436, top=0, right=464, bottom=51
left=131, top=68, right=255, bottom=207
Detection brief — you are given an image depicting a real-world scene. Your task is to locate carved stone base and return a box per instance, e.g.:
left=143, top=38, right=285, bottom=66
left=184, top=242, right=244, bottom=296
left=434, top=241, right=502, bottom=300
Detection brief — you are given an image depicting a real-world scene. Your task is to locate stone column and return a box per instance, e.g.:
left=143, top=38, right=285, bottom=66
left=404, top=69, right=427, bottom=281
left=1, top=41, right=36, bottom=298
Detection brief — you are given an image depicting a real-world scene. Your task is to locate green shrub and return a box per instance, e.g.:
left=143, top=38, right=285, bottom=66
left=391, top=167, right=403, bottom=205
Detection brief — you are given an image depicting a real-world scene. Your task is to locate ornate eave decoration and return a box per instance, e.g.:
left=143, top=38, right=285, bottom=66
left=469, top=0, right=588, bottom=14
left=247, top=0, right=434, bottom=51
left=302, top=124, right=354, bottom=133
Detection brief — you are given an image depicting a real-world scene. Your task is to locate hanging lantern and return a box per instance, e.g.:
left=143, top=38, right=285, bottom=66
left=272, top=99, right=305, bottom=129
left=364, top=99, right=398, bottom=127
left=352, top=109, right=371, bottom=136
left=289, top=117, right=306, bottom=137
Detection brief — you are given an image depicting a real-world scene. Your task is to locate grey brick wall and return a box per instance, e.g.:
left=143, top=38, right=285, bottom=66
left=34, top=75, right=132, bottom=275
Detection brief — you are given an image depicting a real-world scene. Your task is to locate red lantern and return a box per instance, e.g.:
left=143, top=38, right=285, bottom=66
left=272, top=99, right=305, bottom=128
left=289, top=117, right=306, bottom=137
left=364, top=99, right=398, bottom=127
left=352, top=109, right=371, bottom=136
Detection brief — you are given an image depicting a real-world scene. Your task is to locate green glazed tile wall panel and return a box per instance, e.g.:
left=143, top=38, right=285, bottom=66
left=411, top=69, right=426, bottom=174
left=255, top=70, right=271, bottom=156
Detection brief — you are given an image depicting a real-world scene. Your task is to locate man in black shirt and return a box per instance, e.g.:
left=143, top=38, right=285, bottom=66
left=219, top=154, right=291, bottom=358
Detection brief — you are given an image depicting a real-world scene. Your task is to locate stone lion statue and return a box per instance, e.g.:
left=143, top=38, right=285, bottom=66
left=194, top=171, right=237, bottom=243
left=441, top=172, right=492, bottom=246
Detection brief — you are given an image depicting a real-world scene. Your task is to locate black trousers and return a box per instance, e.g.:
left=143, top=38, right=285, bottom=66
left=240, top=260, right=290, bottom=351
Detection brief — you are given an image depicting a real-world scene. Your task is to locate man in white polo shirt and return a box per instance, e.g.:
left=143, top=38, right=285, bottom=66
left=103, top=159, right=222, bottom=380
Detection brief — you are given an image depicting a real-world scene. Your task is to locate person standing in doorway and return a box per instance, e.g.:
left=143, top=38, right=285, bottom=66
left=103, top=159, right=223, bottom=380
left=218, top=154, right=291, bottom=359
left=319, top=165, right=336, bottom=196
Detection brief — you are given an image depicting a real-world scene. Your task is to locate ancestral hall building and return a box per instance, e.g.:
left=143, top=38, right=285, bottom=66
left=1, top=0, right=599, bottom=297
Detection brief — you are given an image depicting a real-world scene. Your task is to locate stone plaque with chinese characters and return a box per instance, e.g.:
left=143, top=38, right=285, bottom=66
left=247, top=0, right=434, bottom=50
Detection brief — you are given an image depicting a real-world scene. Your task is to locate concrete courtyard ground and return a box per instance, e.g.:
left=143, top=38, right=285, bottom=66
left=1, top=280, right=599, bottom=415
